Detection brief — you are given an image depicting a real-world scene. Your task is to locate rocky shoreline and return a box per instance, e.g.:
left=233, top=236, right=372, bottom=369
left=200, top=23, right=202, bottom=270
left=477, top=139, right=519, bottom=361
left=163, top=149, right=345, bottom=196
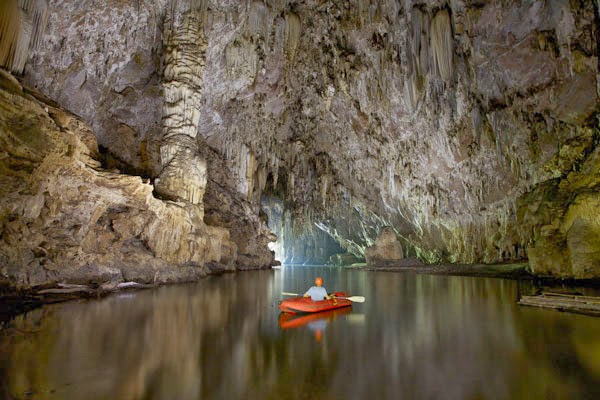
left=364, top=262, right=533, bottom=279
left=363, top=262, right=600, bottom=291
left=0, top=265, right=249, bottom=324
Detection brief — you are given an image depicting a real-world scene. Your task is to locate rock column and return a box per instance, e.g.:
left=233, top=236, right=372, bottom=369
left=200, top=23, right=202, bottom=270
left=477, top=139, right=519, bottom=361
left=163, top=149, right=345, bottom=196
left=155, top=4, right=208, bottom=208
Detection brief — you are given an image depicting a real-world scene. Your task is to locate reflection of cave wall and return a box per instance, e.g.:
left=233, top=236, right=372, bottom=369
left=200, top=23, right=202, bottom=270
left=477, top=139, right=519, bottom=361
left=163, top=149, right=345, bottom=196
left=262, top=196, right=345, bottom=265
left=1, top=271, right=278, bottom=400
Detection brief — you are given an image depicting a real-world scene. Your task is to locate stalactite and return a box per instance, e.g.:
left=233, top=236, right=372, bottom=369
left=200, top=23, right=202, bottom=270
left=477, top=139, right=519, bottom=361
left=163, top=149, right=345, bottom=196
left=284, top=12, right=301, bottom=64
left=320, top=175, right=328, bottom=208
left=404, top=7, right=432, bottom=111
left=411, top=7, right=429, bottom=81
left=257, top=164, right=267, bottom=193
left=0, top=1, right=21, bottom=70
left=430, top=9, right=454, bottom=82
left=248, top=1, right=271, bottom=40
left=19, top=0, right=47, bottom=48
left=0, top=0, right=48, bottom=74
left=270, top=156, right=279, bottom=189
left=161, top=9, right=207, bottom=143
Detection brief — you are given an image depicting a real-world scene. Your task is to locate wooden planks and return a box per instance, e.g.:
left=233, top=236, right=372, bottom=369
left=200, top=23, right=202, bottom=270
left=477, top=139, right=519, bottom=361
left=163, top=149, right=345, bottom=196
left=518, top=292, right=600, bottom=317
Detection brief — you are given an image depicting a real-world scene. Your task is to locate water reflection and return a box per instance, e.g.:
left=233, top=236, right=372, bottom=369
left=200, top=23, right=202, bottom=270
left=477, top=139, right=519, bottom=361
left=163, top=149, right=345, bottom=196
left=0, top=267, right=599, bottom=399
left=279, top=307, right=353, bottom=343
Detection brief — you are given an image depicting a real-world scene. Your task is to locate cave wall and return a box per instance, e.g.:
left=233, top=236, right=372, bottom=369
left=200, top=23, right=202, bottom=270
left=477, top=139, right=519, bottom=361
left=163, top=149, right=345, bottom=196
left=0, top=70, right=212, bottom=287
left=0, top=0, right=275, bottom=290
left=200, top=0, right=596, bottom=277
left=13, top=0, right=600, bottom=278
left=23, top=0, right=165, bottom=175
left=0, top=68, right=274, bottom=290
left=194, top=0, right=597, bottom=276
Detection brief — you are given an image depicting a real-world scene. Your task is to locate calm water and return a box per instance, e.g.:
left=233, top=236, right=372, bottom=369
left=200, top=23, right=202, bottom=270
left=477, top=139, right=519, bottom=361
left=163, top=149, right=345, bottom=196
left=1, top=266, right=599, bottom=400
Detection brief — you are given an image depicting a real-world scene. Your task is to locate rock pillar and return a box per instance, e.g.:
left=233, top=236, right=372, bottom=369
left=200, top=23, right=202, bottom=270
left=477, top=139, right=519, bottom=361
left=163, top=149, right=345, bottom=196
left=155, top=5, right=208, bottom=208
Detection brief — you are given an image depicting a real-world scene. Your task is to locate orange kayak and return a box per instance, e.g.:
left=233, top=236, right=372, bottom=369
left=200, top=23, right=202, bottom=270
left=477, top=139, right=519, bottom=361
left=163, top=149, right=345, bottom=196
left=278, top=292, right=352, bottom=314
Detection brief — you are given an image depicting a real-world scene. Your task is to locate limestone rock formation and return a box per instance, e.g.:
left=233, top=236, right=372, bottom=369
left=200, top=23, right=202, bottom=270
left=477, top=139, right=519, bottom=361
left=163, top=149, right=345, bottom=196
left=202, top=146, right=276, bottom=271
left=23, top=0, right=165, bottom=175
left=0, top=71, right=273, bottom=290
left=6, top=0, right=600, bottom=279
left=155, top=5, right=208, bottom=205
left=365, top=227, right=404, bottom=268
left=518, top=128, right=600, bottom=279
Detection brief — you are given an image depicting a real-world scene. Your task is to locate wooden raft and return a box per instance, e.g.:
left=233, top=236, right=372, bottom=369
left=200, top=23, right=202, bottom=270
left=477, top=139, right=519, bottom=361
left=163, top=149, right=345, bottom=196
left=518, top=292, right=600, bottom=317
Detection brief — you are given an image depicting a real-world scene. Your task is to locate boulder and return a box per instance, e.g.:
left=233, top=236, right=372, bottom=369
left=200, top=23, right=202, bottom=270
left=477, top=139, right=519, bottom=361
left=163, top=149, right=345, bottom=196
left=365, top=227, right=404, bottom=267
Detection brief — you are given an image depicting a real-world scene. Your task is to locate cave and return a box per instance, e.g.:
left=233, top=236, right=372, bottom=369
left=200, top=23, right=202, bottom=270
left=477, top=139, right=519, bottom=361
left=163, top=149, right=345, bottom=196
left=0, top=0, right=599, bottom=398
left=1, top=0, right=599, bottom=282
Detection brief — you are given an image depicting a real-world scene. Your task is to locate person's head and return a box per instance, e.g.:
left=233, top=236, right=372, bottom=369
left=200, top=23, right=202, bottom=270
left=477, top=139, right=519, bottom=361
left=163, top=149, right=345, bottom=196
left=315, top=277, right=323, bottom=287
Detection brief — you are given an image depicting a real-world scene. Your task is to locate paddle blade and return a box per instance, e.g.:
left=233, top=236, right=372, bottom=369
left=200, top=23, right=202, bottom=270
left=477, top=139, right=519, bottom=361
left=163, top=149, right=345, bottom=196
left=281, top=292, right=299, bottom=296
left=345, top=296, right=365, bottom=303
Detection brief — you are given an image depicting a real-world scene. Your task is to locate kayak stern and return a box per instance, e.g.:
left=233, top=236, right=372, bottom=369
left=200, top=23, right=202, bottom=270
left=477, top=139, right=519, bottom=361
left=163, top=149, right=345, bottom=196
left=278, top=292, right=352, bottom=314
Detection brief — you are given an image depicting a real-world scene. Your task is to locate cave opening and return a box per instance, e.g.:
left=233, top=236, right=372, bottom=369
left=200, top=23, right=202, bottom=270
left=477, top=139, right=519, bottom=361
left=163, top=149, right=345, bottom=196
left=260, top=170, right=349, bottom=266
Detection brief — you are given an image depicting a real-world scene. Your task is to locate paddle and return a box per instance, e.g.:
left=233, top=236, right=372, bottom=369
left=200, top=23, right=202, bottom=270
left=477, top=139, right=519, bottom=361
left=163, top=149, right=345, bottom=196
left=281, top=292, right=366, bottom=303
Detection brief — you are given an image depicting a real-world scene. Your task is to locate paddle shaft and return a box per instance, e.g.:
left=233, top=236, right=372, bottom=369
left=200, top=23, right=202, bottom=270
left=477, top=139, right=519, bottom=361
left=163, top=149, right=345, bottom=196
left=281, top=292, right=365, bottom=303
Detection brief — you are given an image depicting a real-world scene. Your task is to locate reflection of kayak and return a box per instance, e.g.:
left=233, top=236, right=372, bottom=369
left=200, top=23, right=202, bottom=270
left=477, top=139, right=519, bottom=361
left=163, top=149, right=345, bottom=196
left=278, top=292, right=352, bottom=314
left=278, top=306, right=352, bottom=330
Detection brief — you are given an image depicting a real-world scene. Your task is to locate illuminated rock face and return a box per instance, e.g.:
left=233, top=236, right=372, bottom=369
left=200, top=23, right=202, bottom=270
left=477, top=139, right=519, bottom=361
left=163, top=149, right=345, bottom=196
left=0, top=71, right=273, bottom=289
left=0, top=71, right=204, bottom=287
left=13, top=0, right=600, bottom=278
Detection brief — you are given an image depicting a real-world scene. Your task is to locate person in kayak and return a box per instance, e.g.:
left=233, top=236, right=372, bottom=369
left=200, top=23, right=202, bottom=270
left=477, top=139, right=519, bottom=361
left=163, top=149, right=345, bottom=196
left=303, top=277, right=332, bottom=301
